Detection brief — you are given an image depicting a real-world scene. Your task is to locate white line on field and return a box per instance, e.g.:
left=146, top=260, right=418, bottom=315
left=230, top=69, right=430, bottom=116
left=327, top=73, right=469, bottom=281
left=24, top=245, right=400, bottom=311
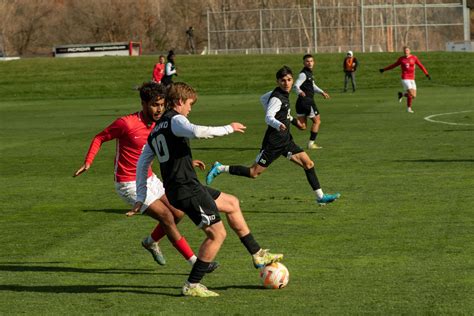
left=424, top=110, right=474, bottom=126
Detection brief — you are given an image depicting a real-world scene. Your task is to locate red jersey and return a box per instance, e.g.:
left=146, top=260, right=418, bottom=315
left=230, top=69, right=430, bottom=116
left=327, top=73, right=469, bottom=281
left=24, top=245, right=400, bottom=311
left=383, top=55, right=428, bottom=80
left=152, top=63, right=165, bottom=83
left=84, top=111, right=155, bottom=182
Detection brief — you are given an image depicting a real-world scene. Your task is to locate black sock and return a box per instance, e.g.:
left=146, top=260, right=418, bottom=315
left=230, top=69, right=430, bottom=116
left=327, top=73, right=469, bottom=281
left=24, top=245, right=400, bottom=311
left=187, top=258, right=210, bottom=284
left=229, top=166, right=251, bottom=178
left=305, top=167, right=321, bottom=191
left=240, top=233, right=261, bottom=255
left=310, top=131, right=318, bottom=141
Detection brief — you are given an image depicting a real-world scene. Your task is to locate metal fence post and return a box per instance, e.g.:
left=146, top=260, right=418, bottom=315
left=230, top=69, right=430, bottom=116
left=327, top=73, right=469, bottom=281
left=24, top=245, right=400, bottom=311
left=313, top=0, right=317, bottom=53
left=207, top=9, right=211, bottom=54
left=361, top=0, right=365, bottom=52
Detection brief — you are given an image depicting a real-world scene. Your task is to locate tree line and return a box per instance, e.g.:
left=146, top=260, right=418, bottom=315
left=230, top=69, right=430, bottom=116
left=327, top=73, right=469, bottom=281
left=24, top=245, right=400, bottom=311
left=0, top=0, right=462, bottom=57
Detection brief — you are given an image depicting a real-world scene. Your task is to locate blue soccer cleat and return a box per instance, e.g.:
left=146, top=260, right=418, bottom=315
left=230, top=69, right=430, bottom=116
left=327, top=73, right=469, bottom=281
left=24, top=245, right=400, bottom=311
left=206, top=161, right=223, bottom=185
left=317, top=193, right=341, bottom=206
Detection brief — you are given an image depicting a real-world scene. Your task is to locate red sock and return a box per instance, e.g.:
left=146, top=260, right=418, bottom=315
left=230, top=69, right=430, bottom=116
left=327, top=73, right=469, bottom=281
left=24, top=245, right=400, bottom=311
left=150, top=224, right=166, bottom=242
left=406, top=95, right=413, bottom=108
left=172, top=236, right=195, bottom=260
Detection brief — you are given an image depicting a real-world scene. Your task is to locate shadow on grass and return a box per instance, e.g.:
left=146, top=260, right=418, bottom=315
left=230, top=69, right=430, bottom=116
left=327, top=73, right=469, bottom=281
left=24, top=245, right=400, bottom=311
left=82, top=208, right=128, bottom=214
left=395, top=159, right=474, bottom=163
left=193, top=147, right=260, bottom=151
left=0, top=284, right=182, bottom=296
left=213, top=284, right=263, bottom=291
left=243, top=210, right=320, bottom=214
left=0, top=264, right=187, bottom=276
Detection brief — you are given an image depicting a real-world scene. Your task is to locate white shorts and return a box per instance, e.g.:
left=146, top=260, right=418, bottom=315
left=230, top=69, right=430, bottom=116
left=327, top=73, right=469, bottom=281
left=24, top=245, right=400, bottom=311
left=115, top=174, right=165, bottom=214
left=401, top=79, right=416, bottom=91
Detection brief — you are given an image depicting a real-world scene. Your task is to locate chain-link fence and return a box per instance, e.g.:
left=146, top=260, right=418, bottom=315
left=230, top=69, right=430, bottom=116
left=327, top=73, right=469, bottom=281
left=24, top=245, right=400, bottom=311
left=206, top=0, right=468, bottom=54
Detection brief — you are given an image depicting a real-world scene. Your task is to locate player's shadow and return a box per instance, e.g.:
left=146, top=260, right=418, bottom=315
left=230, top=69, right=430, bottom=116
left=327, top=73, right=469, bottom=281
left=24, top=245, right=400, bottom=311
left=394, top=159, right=474, bottom=163
left=82, top=208, right=128, bottom=214
left=213, top=284, right=263, bottom=291
left=193, top=147, right=260, bottom=151
left=243, top=210, right=319, bottom=214
left=0, top=284, right=182, bottom=296
left=0, top=264, right=187, bottom=276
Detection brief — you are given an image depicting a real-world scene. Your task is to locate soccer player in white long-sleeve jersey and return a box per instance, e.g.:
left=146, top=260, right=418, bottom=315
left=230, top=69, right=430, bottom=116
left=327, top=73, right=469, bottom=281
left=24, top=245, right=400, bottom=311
left=206, top=66, right=340, bottom=206
left=74, top=82, right=217, bottom=271
left=132, top=82, right=283, bottom=297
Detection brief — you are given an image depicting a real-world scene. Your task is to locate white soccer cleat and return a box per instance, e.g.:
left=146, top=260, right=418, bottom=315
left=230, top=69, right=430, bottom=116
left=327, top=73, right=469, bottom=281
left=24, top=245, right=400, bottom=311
left=142, top=240, right=166, bottom=265
left=407, top=107, right=414, bottom=113
left=307, top=143, right=322, bottom=149
left=182, top=282, right=219, bottom=297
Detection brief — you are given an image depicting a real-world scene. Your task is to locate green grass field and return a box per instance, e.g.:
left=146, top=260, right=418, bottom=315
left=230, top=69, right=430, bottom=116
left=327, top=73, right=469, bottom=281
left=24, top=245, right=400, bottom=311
left=0, top=53, right=473, bottom=314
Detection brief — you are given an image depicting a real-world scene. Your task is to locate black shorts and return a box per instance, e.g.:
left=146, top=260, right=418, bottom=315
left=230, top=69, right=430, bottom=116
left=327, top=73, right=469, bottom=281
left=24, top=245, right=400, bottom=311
left=171, top=186, right=222, bottom=227
left=256, top=139, right=303, bottom=167
left=296, top=96, right=319, bottom=117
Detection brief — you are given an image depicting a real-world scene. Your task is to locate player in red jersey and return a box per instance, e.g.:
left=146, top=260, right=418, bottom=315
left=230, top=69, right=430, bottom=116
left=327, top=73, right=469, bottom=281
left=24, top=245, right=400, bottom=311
left=152, top=55, right=165, bottom=83
left=379, top=46, right=431, bottom=113
left=73, top=82, right=217, bottom=271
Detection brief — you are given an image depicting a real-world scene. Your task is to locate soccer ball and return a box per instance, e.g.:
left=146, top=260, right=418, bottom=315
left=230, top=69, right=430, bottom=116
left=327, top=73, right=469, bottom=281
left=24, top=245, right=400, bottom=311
left=259, top=262, right=289, bottom=289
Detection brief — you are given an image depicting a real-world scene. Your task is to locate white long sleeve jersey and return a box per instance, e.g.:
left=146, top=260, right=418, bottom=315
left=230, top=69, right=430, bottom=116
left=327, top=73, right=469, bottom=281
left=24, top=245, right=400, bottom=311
left=136, top=114, right=233, bottom=203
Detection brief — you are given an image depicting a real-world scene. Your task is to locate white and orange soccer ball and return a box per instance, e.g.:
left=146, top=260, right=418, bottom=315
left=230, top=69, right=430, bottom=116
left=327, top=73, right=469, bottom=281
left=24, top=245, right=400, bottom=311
left=259, top=262, right=289, bottom=289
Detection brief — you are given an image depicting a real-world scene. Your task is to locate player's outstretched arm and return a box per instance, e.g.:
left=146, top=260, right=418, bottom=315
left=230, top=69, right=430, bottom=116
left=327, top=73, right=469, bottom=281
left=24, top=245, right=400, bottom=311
left=73, top=163, right=91, bottom=177
left=230, top=122, right=246, bottom=133
left=171, top=115, right=240, bottom=139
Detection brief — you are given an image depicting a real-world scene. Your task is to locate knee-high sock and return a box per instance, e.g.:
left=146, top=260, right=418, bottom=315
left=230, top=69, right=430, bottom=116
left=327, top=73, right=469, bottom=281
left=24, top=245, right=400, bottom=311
left=151, top=223, right=166, bottom=242
left=172, top=236, right=195, bottom=260
left=187, top=258, right=210, bottom=284
left=240, top=233, right=261, bottom=255
left=229, top=165, right=251, bottom=178
left=406, top=95, right=413, bottom=108
left=305, top=167, right=321, bottom=191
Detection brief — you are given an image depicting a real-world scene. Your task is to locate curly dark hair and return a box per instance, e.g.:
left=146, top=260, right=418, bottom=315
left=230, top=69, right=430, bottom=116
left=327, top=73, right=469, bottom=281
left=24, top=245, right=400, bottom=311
left=139, top=81, right=167, bottom=104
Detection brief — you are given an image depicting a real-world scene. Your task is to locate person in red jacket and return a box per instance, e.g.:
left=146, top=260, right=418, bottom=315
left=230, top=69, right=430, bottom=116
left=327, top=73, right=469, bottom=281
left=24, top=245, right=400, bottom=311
left=379, top=46, right=431, bottom=113
left=73, top=82, right=217, bottom=272
left=152, top=55, right=165, bottom=83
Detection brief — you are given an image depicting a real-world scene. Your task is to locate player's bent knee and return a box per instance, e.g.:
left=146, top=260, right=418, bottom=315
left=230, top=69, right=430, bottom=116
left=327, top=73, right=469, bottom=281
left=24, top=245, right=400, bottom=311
left=304, top=160, right=315, bottom=170
left=206, top=223, right=227, bottom=242
left=226, top=194, right=240, bottom=210
left=159, top=211, right=175, bottom=226
left=249, top=170, right=260, bottom=179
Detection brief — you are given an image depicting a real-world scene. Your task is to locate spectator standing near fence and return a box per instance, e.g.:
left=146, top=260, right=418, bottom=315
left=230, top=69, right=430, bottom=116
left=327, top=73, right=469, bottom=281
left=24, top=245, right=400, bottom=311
left=186, top=27, right=196, bottom=54
left=343, top=51, right=358, bottom=93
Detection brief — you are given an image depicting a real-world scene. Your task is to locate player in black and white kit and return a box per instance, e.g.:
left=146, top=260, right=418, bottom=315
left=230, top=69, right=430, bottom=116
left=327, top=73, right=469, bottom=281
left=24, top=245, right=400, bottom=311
left=294, top=54, right=330, bottom=149
left=132, top=82, right=283, bottom=298
left=161, top=50, right=177, bottom=86
left=206, top=66, right=340, bottom=206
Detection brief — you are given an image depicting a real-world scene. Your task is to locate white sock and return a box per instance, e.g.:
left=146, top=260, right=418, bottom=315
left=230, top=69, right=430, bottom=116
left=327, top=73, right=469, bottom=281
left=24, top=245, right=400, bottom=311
left=315, top=189, right=324, bottom=199
left=217, top=165, right=229, bottom=172
left=144, top=235, right=155, bottom=245
left=188, top=255, right=197, bottom=266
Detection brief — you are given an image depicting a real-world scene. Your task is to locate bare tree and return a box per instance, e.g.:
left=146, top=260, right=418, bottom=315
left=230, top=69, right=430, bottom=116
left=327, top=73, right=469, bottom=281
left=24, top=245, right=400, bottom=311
left=1, top=0, right=54, bottom=55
